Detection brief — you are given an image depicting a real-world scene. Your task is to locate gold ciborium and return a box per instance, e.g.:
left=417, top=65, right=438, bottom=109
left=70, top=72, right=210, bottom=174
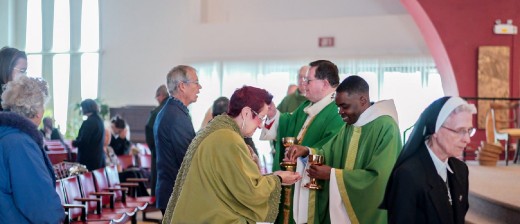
left=280, top=137, right=297, bottom=171
left=304, top=154, right=324, bottom=190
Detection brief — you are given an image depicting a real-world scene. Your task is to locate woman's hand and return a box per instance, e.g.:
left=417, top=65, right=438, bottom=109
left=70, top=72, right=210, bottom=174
left=273, top=171, right=302, bottom=186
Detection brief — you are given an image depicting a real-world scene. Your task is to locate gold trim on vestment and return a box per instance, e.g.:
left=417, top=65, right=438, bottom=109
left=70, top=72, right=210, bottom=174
left=337, top=126, right=361, bottom=224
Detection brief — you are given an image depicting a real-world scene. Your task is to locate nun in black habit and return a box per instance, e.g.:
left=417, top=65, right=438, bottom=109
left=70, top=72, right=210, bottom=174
left=381, top=96, right=476, bottom=224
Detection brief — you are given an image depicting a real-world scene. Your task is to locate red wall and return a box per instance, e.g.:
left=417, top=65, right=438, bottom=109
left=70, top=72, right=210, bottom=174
left=403, top=0, right=520, bottom=156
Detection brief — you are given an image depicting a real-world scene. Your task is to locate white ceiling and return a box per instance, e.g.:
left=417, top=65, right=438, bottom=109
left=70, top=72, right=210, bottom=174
left=201, top=0, right=407, bottom=23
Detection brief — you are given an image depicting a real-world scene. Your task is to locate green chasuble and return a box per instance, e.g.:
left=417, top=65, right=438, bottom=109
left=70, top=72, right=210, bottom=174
left=277, top=89, right=307, bottom=113
left=162, top=115, right=281, bottom=224
left=274, top=99, right=343, bottom=224
left=310, top=106, right=402, bottom=224
left=273, top=100, right=344, bottom=172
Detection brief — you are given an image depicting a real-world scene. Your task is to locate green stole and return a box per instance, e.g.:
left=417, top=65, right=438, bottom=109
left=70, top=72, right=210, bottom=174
left=310, top=115, right=402, bottom=224
left=274, top=100, right=344, bottom=224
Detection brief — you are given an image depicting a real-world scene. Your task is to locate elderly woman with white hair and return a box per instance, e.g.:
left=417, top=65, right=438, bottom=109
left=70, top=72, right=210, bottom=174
left=0, top=76, right=65, bottom=223
left=381, top=96, right=476, bottom=224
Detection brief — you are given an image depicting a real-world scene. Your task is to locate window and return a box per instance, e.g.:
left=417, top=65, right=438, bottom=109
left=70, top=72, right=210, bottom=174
left=20, top=0, right=100, bottom=135
left=25, top=0, right=42, bottom=52
left=52, top=54, right=70, bottom=133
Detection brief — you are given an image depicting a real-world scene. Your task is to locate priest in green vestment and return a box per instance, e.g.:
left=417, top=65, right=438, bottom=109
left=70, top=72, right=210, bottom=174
left=287, top=75, right=402, bottom=224
left=260, top=60, right=344, bottom=224
left=162, top=86, right=301, bottom=224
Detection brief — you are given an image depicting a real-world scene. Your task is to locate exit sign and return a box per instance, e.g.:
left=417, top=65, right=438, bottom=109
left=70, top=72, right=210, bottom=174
left=319, top=37, right=335, bottom=47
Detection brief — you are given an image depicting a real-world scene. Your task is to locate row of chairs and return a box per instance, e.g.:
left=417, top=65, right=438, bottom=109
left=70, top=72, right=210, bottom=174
left=55, top=165, right=158, bottom=224
left=45, top=140, right=76, bottom=164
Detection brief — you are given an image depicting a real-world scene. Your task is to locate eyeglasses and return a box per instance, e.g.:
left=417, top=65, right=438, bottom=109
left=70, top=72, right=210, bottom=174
left=302, top=77, right=320, bottom=84
left=251, top=109, right=267, bottom=123
left=13, top=67, right=27, bottom=75
left=183, top=80, right=201, bottom=86
left=441, top=126, right=476, bottom=138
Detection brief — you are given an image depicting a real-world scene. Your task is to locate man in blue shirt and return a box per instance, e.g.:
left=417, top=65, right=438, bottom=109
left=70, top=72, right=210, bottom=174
left=154, top=65, right=202, bottom=214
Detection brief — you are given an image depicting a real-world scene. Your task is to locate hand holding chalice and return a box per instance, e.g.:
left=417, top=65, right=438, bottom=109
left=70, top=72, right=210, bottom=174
left=304, top=154, right=324, bottom=190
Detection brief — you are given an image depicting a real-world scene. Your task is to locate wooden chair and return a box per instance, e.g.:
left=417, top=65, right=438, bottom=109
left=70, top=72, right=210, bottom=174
left=487, top=102, right=520, bottom=165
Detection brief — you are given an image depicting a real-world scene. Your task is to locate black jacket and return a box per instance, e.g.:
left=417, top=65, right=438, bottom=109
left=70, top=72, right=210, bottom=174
left=384, top=148, right=469, bottom=224
left=73, top=114, right=105, bottom=171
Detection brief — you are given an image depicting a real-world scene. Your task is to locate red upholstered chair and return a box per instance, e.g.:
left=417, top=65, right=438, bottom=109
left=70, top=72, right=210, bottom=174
left=55, top=180, right=88, bottom=223
left=47, top=151, right=69, bottom=164
left=105, top=165, right=159, bottom=223
left=45, top=140, right=63, bottom=146
left=55, top=180, right=69, bottom=209
left=61, top=177, right=87, bottom=220
left=78, top=172, right=107, bottom=214
left=92, top=168, right=126, bottom=204
left=47, top=145, right=66, bottom=151
left=63, top=176, right=134, bottom=224
left=116, top=155, right=135, bottom=170
left=78, top=172, right=131, bottom=213
left=91, top=167, right=147, bottom=211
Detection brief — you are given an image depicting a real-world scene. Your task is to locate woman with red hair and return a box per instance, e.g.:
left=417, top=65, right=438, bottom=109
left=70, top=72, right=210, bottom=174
left=162, top=86, right=301, bottom=224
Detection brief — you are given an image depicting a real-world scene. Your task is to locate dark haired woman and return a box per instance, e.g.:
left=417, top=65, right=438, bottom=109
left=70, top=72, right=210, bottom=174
left=0, top=46, right=27, bottom=111
left=72, top=99, right=105, bottom=171
left=110, top=115, right=131, bottom=155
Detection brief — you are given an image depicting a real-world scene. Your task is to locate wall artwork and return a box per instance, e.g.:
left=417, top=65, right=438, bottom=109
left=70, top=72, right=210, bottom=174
left=477, top=46, right=510, bottom=129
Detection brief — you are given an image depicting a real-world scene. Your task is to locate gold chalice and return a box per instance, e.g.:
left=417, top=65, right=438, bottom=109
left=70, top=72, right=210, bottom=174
left=280, top=137, right=298, bottom=224
left=304, top=154, right=324, bottom=190
left=280, top=137, right=297, bottom=171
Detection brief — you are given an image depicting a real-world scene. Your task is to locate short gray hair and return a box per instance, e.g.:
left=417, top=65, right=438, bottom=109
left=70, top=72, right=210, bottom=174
left=166, top=65, right=195, bottom=95
left=1, top=76, right=49, bottom=118
left=447, top=104, right=477, bottom=120
left=452, top=103, right=476, bottom=114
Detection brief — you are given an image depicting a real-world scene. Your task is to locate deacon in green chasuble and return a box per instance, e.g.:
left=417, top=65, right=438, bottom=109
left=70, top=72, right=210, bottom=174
left=260, top=60, right=344, bottom=224
left=162, top=86, right=301, bottom=224
left=287, top=75, right=402, bottom=224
